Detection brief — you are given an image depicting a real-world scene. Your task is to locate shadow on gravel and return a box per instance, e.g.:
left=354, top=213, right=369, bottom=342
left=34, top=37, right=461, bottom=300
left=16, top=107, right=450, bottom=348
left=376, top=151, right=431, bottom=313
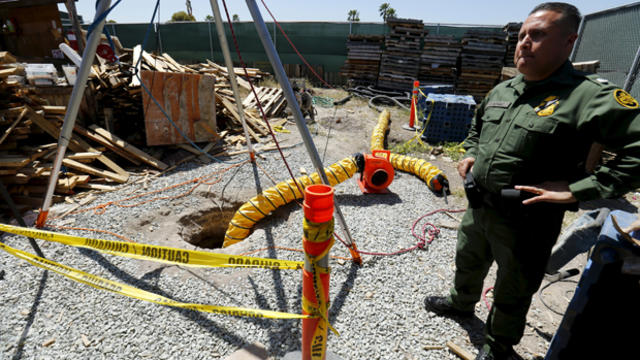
left=333, top=193, right=402, bottom=207
left=329, top=262, right=360, bottom=322
left=76, top=248, right=249, bottom=349
left=12, top=271, right=48, bottom=360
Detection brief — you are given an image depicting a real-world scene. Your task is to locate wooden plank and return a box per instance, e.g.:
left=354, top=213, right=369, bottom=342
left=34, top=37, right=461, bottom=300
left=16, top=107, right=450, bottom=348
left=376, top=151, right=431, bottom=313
left=73, top=125, right=142, bottom=165
left=130, top=45, right=142, bottom=86
left=0, top=67, right=22, bottom=78
left=66, top=152, right=102, bottom=161
left=0, top=107, right=27, bottom=146
left=176, top=143, right=202, bottom=155
left=446, top=341, right=474, bottom=360
left=0, top=169, right=17, bottom=175
left=0, top=51, right=17, bottom=64
left=140, top=70, right=218, bottom=146
left=41, top=106, right=67, bottom=115
left=162, top=53, right=197, bottom=73
left=88, top=125, right=168, bottom=170
left=75, top=182, right=118, bottom=191
left=217, top=95, right=262, bottom=141
left=141, top=50, right=166, bottom=72
left=0, top=155, right=30, bottom=168
left=27, top=107, right=129, bottom=180
left=62, top=158, right=128, bottom=183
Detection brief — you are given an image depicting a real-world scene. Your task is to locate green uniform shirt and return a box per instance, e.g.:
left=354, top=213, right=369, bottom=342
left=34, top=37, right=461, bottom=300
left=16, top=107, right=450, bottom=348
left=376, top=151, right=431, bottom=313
left=463, top=61, right=640, bottom=201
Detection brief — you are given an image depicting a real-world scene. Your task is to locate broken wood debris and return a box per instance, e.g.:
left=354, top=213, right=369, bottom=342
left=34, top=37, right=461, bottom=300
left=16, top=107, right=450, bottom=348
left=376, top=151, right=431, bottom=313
left=0, top=47, right=289, bottom=215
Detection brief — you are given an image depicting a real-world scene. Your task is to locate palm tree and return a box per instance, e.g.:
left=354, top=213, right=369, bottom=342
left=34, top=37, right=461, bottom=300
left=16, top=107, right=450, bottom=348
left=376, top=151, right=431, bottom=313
left=232, top=14, right=240, bottom=22
left=386, top=8, right=396, bottom=20
left=378, top=3, right=396, bottom=22
left=347, top=10, right=360, bottom=22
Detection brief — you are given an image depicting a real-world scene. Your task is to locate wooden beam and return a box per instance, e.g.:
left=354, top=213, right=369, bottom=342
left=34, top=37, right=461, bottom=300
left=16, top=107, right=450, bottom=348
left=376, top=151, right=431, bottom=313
left=130, top=45, right=142, bottom=86
left=88, top=125, right=168, bottom=170
left=73, top=125, right=141, bottom=166
left=0, top=155, right=30, bottom=168
left=141, top=50, right=166, bottom=72
left=62, top=159, right=128, bottom=183
left=0, top=107, right=27, bottom=146
left=0, top=51, right=17, bottom=64
left=27, top=107, right=129, bottom=180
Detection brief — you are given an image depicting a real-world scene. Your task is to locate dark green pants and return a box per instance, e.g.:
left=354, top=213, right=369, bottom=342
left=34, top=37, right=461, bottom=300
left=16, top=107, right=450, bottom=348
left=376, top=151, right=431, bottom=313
left=450, top=205, right=564, bottom=351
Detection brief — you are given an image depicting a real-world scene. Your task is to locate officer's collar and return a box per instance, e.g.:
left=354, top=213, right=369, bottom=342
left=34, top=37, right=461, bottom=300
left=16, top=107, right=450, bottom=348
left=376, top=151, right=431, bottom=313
left=509, top=61, right=576, bottom=95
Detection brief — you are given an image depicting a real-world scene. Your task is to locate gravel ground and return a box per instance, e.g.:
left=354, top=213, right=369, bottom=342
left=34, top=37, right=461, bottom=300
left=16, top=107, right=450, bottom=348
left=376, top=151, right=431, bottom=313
left=0, top=128, right=490, bottom=360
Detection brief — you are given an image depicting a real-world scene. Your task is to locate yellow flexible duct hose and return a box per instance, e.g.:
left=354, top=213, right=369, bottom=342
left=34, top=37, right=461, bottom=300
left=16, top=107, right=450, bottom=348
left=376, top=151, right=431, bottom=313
left=370, top=109, right=448, bottom=192
left=223, top=157, right=358, bottom=247
left=371, top=109, right=390, bottom=151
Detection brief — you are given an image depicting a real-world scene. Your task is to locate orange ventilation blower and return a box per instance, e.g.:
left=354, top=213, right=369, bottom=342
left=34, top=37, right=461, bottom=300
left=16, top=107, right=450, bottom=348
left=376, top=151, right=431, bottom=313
left=355, top=150, right=395, bottom=194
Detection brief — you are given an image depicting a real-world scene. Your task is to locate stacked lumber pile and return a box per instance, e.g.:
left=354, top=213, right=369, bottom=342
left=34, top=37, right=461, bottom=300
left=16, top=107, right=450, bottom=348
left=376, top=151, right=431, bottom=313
left=0, top=104, right=169, bottom=212
left=377, top=18, right=424, bottom=91
left=457, top=30, right=506, bottom=101
left=0, top=49, right=285, bottom=214
left=419, top=35, right=461, bottom=85
left=0, top=51, right=168, bottom=211
left=242, top=86, right=287, bottom=118
left=89, top=46, right=275, bottom=145
left=503, top=23, right=522, bottom=67
left=340, top=34, right=384, bottom=86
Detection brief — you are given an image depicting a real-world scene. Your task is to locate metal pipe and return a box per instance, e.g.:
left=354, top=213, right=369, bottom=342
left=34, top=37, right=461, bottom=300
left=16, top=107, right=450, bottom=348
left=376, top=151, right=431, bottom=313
left=570, top=16, right=585, bottom=62
left=245, top=0, right=359, bottom=256
left=208, top=0, right=255, bottom=161
left=37, top=0, right=112, bottom=228
left=624, top=44, right=640, bottom=92
left=207, top=20, right=214, bottom=61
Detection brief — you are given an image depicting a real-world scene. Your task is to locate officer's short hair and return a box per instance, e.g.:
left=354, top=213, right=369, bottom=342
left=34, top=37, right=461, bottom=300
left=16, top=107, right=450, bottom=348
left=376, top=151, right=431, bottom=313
left=530, top=2, right=581, bottom=33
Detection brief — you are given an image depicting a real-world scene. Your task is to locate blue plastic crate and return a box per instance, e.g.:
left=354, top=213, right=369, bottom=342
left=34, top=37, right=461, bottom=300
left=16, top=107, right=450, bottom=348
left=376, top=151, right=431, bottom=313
left=418, top=94, right=476, bottom=143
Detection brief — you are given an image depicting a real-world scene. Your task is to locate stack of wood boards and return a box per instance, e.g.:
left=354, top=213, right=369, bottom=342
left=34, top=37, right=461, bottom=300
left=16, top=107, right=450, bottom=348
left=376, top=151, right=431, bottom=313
left=340, top=34, right=384, bottom=86
left=86, top=46, right=274, bottom=146
left=457, top=30, right=506, bottom=101
left=0, top=104, right=168, bottom=213
left=503, top=23, right=522, bottom=67
left=242, top=86, right=287, bottom=118
left=377, top=18, right=424, bottom=91
left=419, top=35, right=461, bottom=85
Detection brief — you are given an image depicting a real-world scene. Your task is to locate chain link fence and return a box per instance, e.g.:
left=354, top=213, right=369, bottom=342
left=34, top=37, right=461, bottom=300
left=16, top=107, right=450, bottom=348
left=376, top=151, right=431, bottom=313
left=571, top=3, right=640, bottom=98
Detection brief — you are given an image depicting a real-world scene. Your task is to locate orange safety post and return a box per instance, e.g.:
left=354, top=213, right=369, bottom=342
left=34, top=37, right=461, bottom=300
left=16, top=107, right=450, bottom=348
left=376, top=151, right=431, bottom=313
left=403, top=80, right=420, bottom=131
left=301, top=184, right=335, bottom=360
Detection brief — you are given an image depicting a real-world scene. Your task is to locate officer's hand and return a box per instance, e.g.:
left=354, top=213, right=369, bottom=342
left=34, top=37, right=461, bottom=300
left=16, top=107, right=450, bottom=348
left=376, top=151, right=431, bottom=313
left=457, top=157, right=475, bottom=178
left=515, top=182, right=577, bottom=205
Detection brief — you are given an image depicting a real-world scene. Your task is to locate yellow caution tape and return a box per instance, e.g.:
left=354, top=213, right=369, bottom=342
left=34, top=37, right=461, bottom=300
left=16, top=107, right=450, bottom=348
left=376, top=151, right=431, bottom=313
left=0, top=223, right=303, bottom=270
left=0, top=242, right=310, bottom=320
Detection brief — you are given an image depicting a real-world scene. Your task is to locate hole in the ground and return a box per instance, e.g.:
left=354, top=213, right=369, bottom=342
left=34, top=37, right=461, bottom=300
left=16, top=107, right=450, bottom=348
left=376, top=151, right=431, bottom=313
left=178, top=202, right=243, bottom=249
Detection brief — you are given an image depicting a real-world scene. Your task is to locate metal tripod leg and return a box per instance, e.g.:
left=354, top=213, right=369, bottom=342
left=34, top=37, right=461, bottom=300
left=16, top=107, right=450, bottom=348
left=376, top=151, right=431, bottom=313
left=245, top=0, right=362, bottom=265
left=0, top=180, right=45, bottom=258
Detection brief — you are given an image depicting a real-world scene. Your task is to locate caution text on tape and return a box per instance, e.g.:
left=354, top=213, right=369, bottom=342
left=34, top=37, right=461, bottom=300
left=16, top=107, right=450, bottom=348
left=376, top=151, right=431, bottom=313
left=0, top=223, right=303, bottom=270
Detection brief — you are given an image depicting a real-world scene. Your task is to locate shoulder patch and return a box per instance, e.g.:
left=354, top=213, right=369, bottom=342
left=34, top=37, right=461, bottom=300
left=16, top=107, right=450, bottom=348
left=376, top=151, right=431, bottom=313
left=614, top=89, right=639, bottom=109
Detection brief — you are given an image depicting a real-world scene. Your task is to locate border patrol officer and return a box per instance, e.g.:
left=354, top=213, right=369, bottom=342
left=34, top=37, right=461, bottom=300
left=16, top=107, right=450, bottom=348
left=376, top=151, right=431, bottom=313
left=425, top=3, right=640, bottom=360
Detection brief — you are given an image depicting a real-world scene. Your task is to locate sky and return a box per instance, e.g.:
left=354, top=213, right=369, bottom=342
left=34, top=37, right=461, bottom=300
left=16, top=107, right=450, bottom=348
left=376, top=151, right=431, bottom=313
left=62, top=0, right=634, bottom=25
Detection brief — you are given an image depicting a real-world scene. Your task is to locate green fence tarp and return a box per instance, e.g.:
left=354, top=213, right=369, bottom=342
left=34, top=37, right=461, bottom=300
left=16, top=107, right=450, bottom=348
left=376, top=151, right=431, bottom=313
left=96, top=21, right=502, bottom=75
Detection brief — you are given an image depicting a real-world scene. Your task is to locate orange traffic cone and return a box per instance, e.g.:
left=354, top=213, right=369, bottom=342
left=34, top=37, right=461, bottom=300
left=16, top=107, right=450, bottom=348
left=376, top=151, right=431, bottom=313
left=403, top=80, right=420, bottom=131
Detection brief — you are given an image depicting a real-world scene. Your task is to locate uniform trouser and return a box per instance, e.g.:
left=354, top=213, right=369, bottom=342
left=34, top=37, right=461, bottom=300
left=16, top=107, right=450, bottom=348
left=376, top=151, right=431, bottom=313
left=449, top=205, right=564, bottom=351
